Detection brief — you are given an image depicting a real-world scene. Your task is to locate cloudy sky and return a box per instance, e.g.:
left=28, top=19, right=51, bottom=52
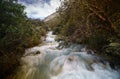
left=18, top=0, right=61, bottom=19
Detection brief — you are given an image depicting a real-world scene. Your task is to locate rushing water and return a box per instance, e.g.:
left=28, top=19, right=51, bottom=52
left=10, top=31, right=120, bottom=79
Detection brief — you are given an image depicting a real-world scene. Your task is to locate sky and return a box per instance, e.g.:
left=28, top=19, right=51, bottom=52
left=18, top=0, right=61, bottom=19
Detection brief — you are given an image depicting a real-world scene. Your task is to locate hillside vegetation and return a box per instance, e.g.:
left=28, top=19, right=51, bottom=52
left=53, top=0, right=120, bottom=66
left=44, top=12, right=61, bottom=31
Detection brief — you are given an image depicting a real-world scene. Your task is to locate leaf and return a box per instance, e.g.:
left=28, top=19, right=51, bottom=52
left=109, top=42, right=120, bottom=47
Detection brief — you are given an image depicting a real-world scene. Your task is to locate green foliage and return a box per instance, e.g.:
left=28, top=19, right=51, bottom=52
left=104, top=36, right=120, bottom=56
left=84, top=29, right=111, bottom=49
left=0, top=0, right=46, bottom=78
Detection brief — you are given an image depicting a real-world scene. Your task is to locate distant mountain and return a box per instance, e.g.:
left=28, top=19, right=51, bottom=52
left=44, top=12, right=59, bottom=22
left=43, top=12, right=60, bottom=30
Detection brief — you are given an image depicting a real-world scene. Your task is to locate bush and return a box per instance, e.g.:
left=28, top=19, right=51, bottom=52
left=0, top=0, right=46, bottom=78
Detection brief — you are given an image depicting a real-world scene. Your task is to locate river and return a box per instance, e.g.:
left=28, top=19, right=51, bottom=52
left=9, top=31, right=120, bottom=79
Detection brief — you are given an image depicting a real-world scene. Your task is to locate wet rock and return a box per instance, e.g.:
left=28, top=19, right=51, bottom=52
left=33, top=51, right=41, bottom=56
left=23, top=51, right=41, bottom=57
left=87, top=50, right=93, bottom=54
left=35, top=51, right=41, bottom=54
left=68, top=56, right=74, bottom=61
left=86, top=65, right=94, bottom=71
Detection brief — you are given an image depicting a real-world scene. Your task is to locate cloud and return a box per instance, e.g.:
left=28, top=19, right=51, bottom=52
left=19, top=0, right=61, bottom=19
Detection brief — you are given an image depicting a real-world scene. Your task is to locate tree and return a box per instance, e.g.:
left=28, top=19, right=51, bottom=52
left=0, top=0, right=26, bottom=38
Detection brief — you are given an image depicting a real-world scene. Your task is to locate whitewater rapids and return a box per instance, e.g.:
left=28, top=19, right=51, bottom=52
left=10, top=31, right=120, bottom=79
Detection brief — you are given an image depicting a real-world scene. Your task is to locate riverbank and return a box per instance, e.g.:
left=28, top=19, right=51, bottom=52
left=0, top=43, right=40, bottom=79
left=0, top=35, right=46, bottom=79
left=96, top=51, right=120, bottom=69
